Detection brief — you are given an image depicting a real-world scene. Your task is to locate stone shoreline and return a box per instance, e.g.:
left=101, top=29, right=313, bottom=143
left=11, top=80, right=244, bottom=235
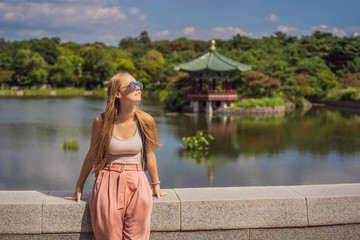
left=213, top=102, right=309, bottom=117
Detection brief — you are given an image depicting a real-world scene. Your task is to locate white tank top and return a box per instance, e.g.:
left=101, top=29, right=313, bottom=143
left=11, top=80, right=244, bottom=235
left=107, top=125, right=142, bottom=163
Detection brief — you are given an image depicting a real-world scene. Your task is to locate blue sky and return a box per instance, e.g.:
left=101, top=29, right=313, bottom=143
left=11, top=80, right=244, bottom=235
left=0, top=0, right=359, bottom=46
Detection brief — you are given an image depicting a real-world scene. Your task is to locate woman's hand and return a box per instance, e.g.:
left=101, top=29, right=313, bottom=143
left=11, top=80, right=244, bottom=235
left=152, top=184, right=168, bottom=199
left=64, top=186, right=83, bottom=203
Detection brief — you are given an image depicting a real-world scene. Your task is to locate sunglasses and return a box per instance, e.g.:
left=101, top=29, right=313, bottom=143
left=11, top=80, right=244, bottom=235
left=120, top=81, right=143, bottom=91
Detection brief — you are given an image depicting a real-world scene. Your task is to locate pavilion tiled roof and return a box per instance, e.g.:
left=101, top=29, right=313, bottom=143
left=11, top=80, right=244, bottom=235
left=174, top=40, right=251, bottom=79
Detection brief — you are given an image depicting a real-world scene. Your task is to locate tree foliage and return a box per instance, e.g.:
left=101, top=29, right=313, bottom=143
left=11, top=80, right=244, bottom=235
left=0, top=31, right=359, bottom=102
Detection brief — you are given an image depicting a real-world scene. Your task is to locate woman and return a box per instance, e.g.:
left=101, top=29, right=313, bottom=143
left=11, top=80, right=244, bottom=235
left=65, top=72, right=168, bottom=240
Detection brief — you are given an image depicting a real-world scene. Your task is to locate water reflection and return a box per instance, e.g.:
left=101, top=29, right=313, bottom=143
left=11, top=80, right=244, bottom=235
left=0, top=97, right=359, bottom=190
left=173, top=106, right=360, bottom=186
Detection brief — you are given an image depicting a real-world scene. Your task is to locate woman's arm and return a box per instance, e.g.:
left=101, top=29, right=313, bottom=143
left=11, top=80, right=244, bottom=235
left=146, top=138, right=168, bottom=199
left=64, top=114, right=103, bottom=202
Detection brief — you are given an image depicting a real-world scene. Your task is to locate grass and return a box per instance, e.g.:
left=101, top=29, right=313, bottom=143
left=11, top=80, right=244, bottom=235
left=93, top=88, right=107, bottom=97
left=56, top=88, right=85, bottom=96
left=24, top=89, right=52, bottom=96
left=0, top=89, right=17, bottom=96
left=2, top=88, right=105, bottom=97
left=232, top=97, right=285, bottom=108
left=63, top=140, right=79, bottom=150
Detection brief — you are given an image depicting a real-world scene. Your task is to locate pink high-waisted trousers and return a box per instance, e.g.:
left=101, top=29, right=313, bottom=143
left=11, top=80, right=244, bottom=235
left=89, top=162, right=153, bottom=240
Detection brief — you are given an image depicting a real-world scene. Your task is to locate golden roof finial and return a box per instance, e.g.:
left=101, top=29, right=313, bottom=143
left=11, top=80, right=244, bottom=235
left=210, top=40, right=216, bottom=51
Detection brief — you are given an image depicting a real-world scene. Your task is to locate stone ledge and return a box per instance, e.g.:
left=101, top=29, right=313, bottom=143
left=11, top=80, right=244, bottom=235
left=0, top=184, right=360, bottom=238
left=288, top=184, right=360, bottom=226
left=151, top=189, right=180, bottom=231
left=42, top=190, right=92, bottom=233
left=174, top=186, right=307, bottom=230
left=0, top=191, right=49, bottom=234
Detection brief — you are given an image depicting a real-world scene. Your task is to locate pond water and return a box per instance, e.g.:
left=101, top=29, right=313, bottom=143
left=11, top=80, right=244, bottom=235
left=0, top=97, right=359, bottom=190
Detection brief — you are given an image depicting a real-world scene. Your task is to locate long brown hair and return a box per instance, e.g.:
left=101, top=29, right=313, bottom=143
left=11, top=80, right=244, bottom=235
left=91, top=72, right=162, bottom=175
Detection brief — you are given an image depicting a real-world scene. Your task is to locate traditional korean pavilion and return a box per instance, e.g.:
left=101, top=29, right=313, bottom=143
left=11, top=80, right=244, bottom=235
left=174, top=40, right=251, bottom=113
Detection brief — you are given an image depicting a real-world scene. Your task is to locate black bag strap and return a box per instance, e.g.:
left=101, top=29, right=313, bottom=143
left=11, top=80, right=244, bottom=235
left=100, top=112, right=147, bottom=171
left=137, top=121, right=148, bottom=171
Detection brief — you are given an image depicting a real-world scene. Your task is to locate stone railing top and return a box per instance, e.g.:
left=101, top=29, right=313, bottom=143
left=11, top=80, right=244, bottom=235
left=0, top=183, right=360, bottom=234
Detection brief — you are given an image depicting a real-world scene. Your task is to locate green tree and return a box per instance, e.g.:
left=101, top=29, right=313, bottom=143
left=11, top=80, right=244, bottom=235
left=316, top=70, right=338, bottom=92
left=0, top=70, right=14, bottom=90
left=12, top=49, right=47, bottom=86
left=29, top=37, right=61, bottom=65
left=239, top=71, right=281, bottom=97
left=119, top=36, right=139, bottom=49
left=119, top=31, right=151, bottom=49
left=113, top=58, right=135, bottom=73
left=297, top=56, right=330, bottom=75
left=27, top=52, right=48, bottom=86
left=139, top=31, right=151, bottom=45
left=12, top=49, right=32, bottom=85
left=68, top=55, right=84, bottom=77
left=79, top=46, right=112, bottom=89
left=49, top=56, right=76, bottom=87
left=139, top=50, right=165, bottom=89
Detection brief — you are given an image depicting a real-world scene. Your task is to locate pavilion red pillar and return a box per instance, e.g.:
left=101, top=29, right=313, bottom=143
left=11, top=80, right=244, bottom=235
left=222, top=79, right=226, bottom=93
left=207, top=79, right=212, bottom=92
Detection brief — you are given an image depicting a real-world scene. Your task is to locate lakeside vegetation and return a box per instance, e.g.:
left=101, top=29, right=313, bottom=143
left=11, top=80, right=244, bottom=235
left=232, top=97, right=285, bottom=108
left=63, top=139, right=79, bottom=150
left=1, top=31, right=360, bottom=108
left=325, top=87, right=360, bottom=102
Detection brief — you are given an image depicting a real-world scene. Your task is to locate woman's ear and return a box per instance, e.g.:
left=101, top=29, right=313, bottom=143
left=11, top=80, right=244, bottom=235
left=116, top=92, right=121, bottom=99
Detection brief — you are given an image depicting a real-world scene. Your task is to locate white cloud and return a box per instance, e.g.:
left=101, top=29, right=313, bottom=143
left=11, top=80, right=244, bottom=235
left=129, top=7, right=139, bottom=15
left=4, top=12, right=16, bottom=21
left=277, top=25, right=298, bottom=33
left=92, top=7, right=127, bottom=24
left=167, top=26, right=254, bottom=40
left=138, top=14, right=146, bottom=21
left=0, top=1, right=137, bottom=45
left=16, top=29, right=51, bottom=38
left=0, top=2, right=127, bottom=26
left=211, top=27, right=254, bottom=38
left=343, top=26, right=360, bottom=36
left=183, top=26, right=195, bottom=35
left=311, top=24, right=346, bottom=37
left=265, top=14, right=279, bottom=22
left=101, top=34, right=116, bottom=41
left=155, top=30, right=170, bottom=37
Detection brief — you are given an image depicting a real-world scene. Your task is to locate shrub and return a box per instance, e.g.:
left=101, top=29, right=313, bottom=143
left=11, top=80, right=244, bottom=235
left=156, top=89, right=168, bottom=103
left=325, top=87, right=360, bottom=102
left=63, top=140, right=79, bottom=150
left=340, top=88, right=358, bottom=101
left=182, top=130, right=214, bottom=151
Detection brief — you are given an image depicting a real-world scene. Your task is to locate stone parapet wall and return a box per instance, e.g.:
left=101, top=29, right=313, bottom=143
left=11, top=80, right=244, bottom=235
left=1, top=183, right=360, bottom=239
